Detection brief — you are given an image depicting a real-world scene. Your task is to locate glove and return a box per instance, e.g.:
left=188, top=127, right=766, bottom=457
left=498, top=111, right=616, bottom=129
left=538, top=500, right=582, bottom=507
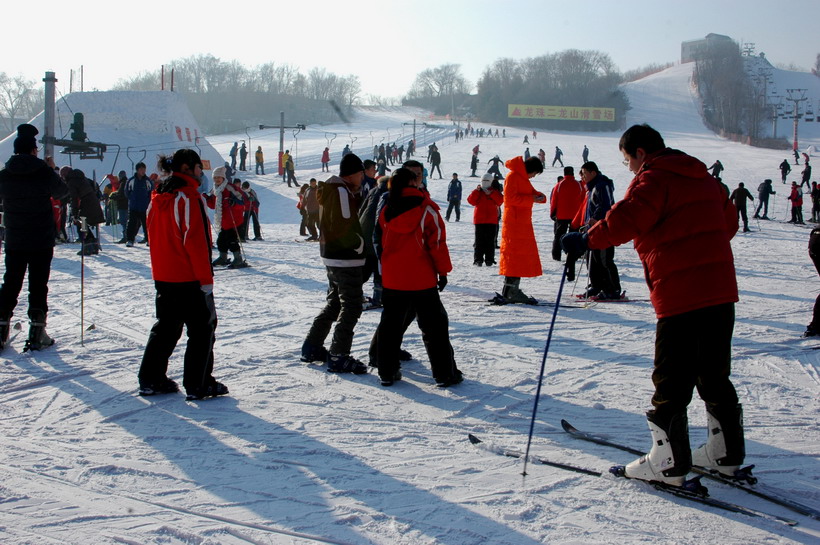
left=561, top=232, right=588, bottom=257
left=437, top=275, right=448, bottom=292
left=200, top=283, right=214, bottom=295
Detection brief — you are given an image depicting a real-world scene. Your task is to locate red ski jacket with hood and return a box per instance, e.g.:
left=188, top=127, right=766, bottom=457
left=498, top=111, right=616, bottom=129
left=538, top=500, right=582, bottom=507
left=146, top=173, right=214, bottom=287
left=378, top=187, right=452, bottom=291
left=586, top=148, right=738, bottom=318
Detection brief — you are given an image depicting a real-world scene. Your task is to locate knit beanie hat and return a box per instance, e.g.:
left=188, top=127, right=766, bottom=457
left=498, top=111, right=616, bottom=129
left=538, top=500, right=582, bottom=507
left=339, top=153, right=364, bottom=177
left=13, top=123, right=38, bottom=154
left=213, top=166, right=227, bottom=179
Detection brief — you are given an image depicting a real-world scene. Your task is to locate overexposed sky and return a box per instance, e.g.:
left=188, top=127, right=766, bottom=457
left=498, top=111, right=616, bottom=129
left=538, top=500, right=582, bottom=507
left=6, top=0, right=818, bottom=99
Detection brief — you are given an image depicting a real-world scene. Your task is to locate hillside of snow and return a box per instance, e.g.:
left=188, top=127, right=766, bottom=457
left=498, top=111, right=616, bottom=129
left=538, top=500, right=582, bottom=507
left=0, top=63, right=818, bottom=544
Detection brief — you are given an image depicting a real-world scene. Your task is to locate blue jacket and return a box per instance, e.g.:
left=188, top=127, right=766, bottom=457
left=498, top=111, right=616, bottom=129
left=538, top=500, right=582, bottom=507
left=447, top=179, right=462, bottom=201
left=584, top=172, right=615, bottom=223
left=126, top=174, right=153, bottom=212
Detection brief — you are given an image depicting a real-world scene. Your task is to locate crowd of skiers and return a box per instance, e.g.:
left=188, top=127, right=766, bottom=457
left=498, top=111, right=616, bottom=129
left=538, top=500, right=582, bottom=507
left=5, top=119, right=820, bottom=493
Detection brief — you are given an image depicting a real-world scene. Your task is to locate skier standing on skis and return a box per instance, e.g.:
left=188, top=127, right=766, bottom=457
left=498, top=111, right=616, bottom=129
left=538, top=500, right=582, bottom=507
left=205, top=167, right=247, bottom=269
left=779, top=159, right=791, bottom=184
left=574, top=162, right=621, bottom=299
left=496, top=156, right=546, bottom=304
left=561, top=124, right=744, bottom=487
left=752, top=179, right=775, bottom=220
left=729, top=182, right=754, bottom=233
left=138, top=148, right=228, bottom=400
left=0, top=124, right=66, bottom=352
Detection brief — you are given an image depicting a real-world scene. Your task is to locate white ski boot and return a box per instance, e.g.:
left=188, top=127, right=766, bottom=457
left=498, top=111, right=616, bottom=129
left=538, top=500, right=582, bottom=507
left=624, top=412, right=691, bottom=486
left=692, top=404, right=745, bottom=477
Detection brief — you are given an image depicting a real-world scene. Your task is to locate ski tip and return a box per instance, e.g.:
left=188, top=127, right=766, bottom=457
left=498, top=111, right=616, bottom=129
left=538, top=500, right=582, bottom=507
left=560, top=419, right=576, bottom=433
left=467, top=433, right=482, bottom=445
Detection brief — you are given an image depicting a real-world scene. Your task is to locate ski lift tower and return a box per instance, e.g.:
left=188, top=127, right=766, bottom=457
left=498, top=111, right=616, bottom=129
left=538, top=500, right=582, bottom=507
left=785, top=89, right=808, bottom=153
left=259, top=112, right=305, bottom=175
left=41, top=71, right=108, bottom=161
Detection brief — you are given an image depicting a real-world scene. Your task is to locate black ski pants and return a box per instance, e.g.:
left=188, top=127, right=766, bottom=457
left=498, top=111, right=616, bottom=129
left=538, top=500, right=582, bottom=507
left=375, top=287, right=458, bottom=383
left=243, top=210, right=261, bottom=239
left=139, top=281, right=217, bottom=392
left=754, top=196, right=769, bottom=218
left=216, top=227, right=242, bottom=253
left=651, top=302, right=738, bottom=428
left=588, top=246, right=620, bottom=295
left=446, top=199, right=461, bottom=221
left=305, top=265, right=363, bottom=356
left=126, top=210, right=148, bottom=243
left=474, top=223, right=497, bottom=265
left=809, top=229, right=820, bottom=331
left=552, top=220, right=572, bottom=261
left=0, top=248, right=53, bottom=319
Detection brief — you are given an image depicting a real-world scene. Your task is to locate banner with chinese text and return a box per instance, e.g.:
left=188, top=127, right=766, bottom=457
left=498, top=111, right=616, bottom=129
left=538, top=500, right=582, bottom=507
left=508, top=104, right=615, bottom=122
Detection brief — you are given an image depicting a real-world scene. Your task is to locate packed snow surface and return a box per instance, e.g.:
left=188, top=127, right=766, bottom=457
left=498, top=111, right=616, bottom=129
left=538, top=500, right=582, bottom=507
left=1, top=63, right=818, bottom=544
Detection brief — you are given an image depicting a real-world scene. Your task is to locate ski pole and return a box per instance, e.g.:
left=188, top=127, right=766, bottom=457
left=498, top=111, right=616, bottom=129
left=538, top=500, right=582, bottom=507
left=569, top=250, right=588, bottom=298
left=522, top=262, right=569, bottom=478
left=80, top=216, right=87, bottom=346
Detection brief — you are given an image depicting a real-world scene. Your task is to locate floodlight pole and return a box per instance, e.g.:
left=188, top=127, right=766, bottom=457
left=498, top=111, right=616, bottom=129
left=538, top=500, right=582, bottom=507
left=43, top=72, right=57, bottom=159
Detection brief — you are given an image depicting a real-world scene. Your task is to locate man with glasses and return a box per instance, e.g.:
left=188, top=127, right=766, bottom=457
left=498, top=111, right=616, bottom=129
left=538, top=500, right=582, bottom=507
left=561, top=124, right=743, bottom=489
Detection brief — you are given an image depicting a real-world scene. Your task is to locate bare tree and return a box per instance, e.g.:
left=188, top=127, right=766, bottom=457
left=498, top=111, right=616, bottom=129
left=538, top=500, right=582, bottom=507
left=407, top=64, right=471, bottom=99
left=0, top=73, right=40, bottom=133
left=812, top=53, right=820, bottom=77
left=111, top=70, right=162, bottom=91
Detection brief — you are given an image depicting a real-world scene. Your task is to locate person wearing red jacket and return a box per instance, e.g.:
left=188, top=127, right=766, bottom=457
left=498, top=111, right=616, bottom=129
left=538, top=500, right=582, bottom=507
left=788, top=182, right=804, bottom=224
left=550, top=166, right=585, bottom=280
left=321, top=147, right=331, bottom=172
left=374, top=167, right=462, bottom=388
left=562, top=124, right=743, bottom=488
left=205, top=167, right=247, bottom=268
left=467, top=173, right=504, bottom=266
left=138, top=149, right=228, bottom=401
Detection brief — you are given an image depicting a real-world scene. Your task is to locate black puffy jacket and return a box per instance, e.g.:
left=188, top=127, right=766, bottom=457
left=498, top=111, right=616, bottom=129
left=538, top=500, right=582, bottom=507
left=0, top=154, right=66, bottom=251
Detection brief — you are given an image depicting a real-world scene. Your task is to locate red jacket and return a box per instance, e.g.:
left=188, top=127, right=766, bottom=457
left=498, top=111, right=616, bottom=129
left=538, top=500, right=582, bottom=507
left=467, top=186, right=503, bottom=224
left=587, top=149, right=738, bottom=318
left=550, top=175, right=584, bottom=221
left=789, top=185, right=803, bottom=206
left=146, top=173, right=213, bottom=286
left=378, top=187, right=452, bottom=291
left=205, top=182, right=246, bottom=230
left=499, top=156, right=546, bottom=278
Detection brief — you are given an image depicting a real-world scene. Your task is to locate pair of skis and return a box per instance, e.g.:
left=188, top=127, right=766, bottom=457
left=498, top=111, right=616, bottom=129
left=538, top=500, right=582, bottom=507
left=469, top=419, right=819, bottom=526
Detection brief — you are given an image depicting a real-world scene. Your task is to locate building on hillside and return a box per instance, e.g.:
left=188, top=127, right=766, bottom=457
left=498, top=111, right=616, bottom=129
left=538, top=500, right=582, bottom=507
left=681, top=33, right=734, bottom=63
left=0, top=90, right=223, bottom=181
